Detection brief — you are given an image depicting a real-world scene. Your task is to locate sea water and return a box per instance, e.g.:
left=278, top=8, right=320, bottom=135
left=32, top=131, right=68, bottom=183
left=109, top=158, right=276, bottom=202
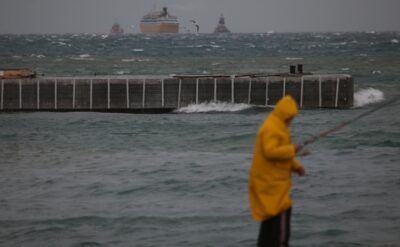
left=0, top=32, right=400, bottom=246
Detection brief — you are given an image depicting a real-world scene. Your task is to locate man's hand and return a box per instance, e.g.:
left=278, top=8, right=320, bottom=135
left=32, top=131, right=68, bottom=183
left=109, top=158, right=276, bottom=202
left=294, top=144, right=303, bottom=153
left=295, top=166, right=306, bottom=176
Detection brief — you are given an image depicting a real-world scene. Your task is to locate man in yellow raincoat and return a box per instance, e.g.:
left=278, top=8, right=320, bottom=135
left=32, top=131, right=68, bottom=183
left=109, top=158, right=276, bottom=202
left=249, top=95, right=305, bottom=247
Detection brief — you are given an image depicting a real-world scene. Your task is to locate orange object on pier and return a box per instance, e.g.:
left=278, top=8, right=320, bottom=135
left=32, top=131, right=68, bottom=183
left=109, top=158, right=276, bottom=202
left=0, top=68, right=36, bottom=79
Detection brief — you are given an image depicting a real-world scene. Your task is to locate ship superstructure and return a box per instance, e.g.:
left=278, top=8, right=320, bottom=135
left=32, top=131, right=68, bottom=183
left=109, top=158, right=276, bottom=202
left=214, top=14, right=230, bottom=33
left=140, top=7, right=179, bottom=33
left=110, top=22, right=124, bottom=35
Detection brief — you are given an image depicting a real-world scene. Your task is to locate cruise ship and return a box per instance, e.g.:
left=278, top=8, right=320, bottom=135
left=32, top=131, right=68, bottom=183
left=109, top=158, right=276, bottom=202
left=140, top=7, right=179, bottom=33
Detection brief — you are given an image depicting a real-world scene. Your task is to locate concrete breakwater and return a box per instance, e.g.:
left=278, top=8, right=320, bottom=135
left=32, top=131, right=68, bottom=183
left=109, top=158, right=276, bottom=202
left=0, top=74, right=353, bottom=113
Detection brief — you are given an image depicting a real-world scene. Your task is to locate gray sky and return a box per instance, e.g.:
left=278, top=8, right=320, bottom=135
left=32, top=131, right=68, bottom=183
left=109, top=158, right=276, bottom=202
left=1, top=0, right=399, bottom=34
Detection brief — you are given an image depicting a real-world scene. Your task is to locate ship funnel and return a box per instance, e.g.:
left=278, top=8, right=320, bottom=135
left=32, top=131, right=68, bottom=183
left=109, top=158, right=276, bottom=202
left=162, top=7, right=168, bottom=16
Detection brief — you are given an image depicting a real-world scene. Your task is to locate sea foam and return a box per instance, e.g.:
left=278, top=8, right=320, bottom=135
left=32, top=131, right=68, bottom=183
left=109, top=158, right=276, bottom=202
left=177, top=89, right=385, bottom=112
left=354, top=88, right=384, bottom=108
left=176, top=102, right=251, bottom=113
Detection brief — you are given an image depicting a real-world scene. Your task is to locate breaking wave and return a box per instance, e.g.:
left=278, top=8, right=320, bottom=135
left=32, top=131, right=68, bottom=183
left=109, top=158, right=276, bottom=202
left=176, top=102, right=251, bottom=113
left=177, top=88, right=385, bottom=112
left=354, top=88, right=384, bottom=107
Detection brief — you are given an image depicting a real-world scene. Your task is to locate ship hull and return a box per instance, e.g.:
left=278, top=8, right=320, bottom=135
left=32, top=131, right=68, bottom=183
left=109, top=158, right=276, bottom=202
left=140, top=23, right=179, bottom=33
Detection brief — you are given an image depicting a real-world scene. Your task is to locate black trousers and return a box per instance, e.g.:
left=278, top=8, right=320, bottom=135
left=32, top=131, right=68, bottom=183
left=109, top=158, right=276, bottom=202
left=257, top=207, right=291, bottom=247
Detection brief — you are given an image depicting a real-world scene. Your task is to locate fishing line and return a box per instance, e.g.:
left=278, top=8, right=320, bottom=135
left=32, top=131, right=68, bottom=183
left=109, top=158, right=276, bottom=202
left=301, top=97, right=399, bottom=148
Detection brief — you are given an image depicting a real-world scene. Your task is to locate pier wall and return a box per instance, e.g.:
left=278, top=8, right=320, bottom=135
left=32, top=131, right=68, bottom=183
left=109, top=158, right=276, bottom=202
left=0, top=75, right=353, bottom=113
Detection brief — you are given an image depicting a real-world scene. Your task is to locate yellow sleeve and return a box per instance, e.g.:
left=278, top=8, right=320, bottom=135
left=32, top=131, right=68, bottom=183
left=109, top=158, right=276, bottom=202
left=262, top=131, right=296, bottom=160
left=291, top=159, right=302, bottom=171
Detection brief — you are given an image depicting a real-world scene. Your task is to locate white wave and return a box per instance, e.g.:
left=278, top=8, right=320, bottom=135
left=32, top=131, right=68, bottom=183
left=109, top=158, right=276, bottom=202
left=121, top=58, right=136, bottom=62
left=372, top=70, right=382, bottom=75
left=70, top=54, right=94, bottom=61
left=115, top=70, right=129, bottom=75
left=176, top=102, right=251, bottom=113
left=52, top=41, right=72, bottom=47
left=285, top=57, right=304, bottom=61
left=245, top=43, right=256, bottom=48
left=132, top=49, right=144, bottom=52
left=354, top=88, right=384, bottom=108
left=391, top=39, right=399, bottom=44
left=31, top=54, right=45, bottom=58
left=313, top=34, right=324, bottom=39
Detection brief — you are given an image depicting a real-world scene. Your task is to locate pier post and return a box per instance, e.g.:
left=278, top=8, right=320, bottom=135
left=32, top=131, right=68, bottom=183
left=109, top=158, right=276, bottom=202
left=319, top=76, right=322, bottom=108
left=283, top=77, right=286, bottom=97
left=265, top=77, right=269, bottom=106
left=107, top=79, right=110, bottom=109
left=248, top=78, right=252, bottom=104
left=126, top=79, right=130, bottom=109
left=54, top=79, right=57, bottom=110
left=300, top=77, right=304, bottom=108
left=37, top=79, right=40, bottom=110
left=90, top=79, right=93, bottom=111
left=161, top=79, right=165, bottom=107
left=231, top=75, right=235, bottom=103
left=72, top=79, right=76, bottom=109
left=196, top=78, right=199, bottom=104
left=19, top=80, right=22, bottom=109
left=177, top=79, right=182, bottom=108
left=335, top=77, right=340, bottom=108
left=1, top=80, right=3, bottom=110
left=142, top=79, right=146, bottom=108
left=290, top=65, right=296, bottom=74
left=297, top=64, right=303, bottom=74
left=214, top=78, right=217, bottom=102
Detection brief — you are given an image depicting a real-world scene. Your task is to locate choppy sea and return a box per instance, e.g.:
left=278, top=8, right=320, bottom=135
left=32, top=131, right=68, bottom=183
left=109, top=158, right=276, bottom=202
left=0, top=32, right=400, bottom=246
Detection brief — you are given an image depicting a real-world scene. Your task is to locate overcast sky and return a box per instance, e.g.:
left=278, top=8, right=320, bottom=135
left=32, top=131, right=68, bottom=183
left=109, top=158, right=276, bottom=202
left=1, top=0, right=399, bottom=34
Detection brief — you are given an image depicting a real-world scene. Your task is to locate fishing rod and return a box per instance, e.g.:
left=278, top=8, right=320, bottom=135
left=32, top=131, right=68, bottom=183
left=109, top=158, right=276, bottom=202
left=301, top=97, right=399, bottom=147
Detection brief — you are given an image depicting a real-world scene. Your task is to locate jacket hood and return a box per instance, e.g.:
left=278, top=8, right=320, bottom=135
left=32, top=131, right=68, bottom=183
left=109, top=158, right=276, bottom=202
left=272, top=95, right=299, bottom=121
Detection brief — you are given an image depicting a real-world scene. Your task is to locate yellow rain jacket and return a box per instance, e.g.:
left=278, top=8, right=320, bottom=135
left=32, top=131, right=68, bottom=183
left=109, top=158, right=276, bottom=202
left=248, top=95, right=303, bottom=221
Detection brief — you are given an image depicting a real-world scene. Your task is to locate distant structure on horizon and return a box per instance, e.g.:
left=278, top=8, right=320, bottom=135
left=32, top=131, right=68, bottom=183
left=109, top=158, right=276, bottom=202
left=140, top=6, right=179, bottom=33
left=110, top=22, right=124, bottom=35
left=213, top=14, right=230, bottom=33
